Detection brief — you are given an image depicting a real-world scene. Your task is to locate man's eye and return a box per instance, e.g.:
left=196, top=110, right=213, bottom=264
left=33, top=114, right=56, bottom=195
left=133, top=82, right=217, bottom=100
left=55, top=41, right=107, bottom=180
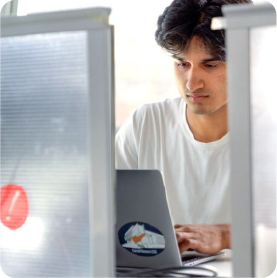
left=205, top=64, right=217, bottom=69
left=177, top=62, right=189, bottom=68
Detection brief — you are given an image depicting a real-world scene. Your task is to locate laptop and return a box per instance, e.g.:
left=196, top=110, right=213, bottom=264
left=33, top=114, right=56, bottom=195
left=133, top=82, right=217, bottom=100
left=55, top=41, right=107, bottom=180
left=116, top=169, right=225, bottom=271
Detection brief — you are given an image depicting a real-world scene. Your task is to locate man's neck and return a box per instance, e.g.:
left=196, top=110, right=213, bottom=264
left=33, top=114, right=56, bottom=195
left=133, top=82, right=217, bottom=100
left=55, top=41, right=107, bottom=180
left=186, top=105, right=228, bottom=143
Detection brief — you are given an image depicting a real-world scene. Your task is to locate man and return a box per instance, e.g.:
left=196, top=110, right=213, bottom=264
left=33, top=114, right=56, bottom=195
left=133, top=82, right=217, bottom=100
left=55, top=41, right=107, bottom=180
left=116, top=0, right=252, bottom=255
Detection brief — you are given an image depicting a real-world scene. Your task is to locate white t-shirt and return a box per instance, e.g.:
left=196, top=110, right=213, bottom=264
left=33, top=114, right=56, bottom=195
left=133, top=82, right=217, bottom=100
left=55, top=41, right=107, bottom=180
left=115, top=97, right=231, bottom=225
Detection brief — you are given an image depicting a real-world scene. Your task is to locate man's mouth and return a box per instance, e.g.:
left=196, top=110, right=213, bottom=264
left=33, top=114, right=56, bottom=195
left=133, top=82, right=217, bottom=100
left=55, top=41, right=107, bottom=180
left=186, top=94, right=209, bottom=103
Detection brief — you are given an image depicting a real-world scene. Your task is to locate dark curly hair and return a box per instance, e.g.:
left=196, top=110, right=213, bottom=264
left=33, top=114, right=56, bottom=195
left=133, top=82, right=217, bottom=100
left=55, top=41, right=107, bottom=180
left=155, top=0, right=252, bottom=61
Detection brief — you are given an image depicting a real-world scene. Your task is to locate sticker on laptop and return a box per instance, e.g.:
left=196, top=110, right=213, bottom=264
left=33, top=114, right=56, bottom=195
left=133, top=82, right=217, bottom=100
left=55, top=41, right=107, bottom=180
left=118, top=222, right=165, bottom=256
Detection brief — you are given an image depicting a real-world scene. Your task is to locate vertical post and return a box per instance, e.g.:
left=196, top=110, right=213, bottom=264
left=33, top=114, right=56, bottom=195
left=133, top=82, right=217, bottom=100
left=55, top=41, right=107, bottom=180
left=1, top=0, right=18, bottom=16
left=12, top=0, right=18, bottom=14
left=226, top=28, right=255, bottom=277
left=87, top=27, right=115, bottom=277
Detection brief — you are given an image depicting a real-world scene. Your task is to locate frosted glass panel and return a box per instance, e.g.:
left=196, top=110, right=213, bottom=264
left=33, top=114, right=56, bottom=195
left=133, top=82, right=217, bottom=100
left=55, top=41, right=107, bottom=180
left=250, top=25, right=276, bottom=277
left=0, top=31, right=91, bottom=277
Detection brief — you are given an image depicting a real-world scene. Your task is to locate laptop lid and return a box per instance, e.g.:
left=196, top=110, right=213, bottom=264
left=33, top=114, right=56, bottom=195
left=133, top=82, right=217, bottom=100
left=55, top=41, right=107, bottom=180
left=116, top=169, right=182, bottom=268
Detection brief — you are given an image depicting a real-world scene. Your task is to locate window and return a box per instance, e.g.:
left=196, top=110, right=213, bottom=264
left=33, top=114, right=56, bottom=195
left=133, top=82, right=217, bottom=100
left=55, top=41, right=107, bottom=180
left=17, top=0, right=178, bottom=128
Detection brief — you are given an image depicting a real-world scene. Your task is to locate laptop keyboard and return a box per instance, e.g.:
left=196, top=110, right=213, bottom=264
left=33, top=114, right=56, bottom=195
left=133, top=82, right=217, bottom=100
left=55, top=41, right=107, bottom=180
left=182, top=257, right=201, bottom=264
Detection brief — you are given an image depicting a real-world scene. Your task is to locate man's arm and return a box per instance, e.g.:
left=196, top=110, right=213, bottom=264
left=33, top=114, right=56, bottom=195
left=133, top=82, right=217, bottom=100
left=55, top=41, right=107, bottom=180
left=174, top=224, right=230, bottom=254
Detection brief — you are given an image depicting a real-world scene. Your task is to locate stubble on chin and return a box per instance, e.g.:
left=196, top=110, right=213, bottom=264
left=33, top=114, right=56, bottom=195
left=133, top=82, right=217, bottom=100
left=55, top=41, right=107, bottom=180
left=191, top=107, right=214, bottom=115
left=189, top=102, right=228, bottom=116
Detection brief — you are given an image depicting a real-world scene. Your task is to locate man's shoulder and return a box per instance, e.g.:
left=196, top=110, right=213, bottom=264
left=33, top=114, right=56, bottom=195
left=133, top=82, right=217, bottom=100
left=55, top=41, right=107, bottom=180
left=134, top=97, right=183, bottom=120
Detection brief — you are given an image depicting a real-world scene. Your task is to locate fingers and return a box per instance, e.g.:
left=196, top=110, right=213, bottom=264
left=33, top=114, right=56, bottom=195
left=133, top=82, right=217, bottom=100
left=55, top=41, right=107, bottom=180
left=178, top=238, right=190, bottom=253
left=174, top=224, right=197, bottom=232
left=174, top=224, right=191, bottom=230
left=177, top=233, right=206, bottom=254
left=175, top=231, right=194, bottom=243
left=175, top=231, right=197, bottom=253
left=174, top=224, right=226, bottom=254
left=179, top=238, right=199, bottom=254
left=174, top=223, right=183, bottom=229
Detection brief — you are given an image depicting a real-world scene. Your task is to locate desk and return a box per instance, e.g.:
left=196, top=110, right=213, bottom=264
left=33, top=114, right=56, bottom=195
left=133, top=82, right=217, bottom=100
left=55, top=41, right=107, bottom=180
left=115, top=249, right=233, bottom=278
left=200, top=249, right=232, bottom=277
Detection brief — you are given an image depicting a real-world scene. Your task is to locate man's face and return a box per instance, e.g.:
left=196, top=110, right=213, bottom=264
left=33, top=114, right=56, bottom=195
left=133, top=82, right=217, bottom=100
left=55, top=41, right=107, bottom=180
left=173, top=36, right=227, bottom=115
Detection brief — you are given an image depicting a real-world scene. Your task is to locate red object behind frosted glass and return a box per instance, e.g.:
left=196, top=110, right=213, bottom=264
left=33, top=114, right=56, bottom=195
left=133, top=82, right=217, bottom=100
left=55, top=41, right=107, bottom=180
left=0, top=184, right=29, bottom=230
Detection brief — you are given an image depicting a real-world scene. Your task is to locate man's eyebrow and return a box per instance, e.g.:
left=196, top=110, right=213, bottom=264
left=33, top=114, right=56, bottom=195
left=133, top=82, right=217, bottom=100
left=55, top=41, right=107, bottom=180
left=172, top=55, right=185, bottom=61
left=171, top=55, right=221, bottom=62
left=200, top=57, right=222, bottom=62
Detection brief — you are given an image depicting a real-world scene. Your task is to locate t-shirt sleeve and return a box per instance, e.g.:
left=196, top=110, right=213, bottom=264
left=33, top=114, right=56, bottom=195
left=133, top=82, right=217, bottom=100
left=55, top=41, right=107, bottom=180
left=115, top=112, right=138, bottom=169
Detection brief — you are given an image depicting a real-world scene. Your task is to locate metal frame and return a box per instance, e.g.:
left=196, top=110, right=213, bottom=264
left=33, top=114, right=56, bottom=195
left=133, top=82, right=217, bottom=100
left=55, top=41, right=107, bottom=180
left=1, top=7, right=111, bottom=36
left=1, top=0, right=18, bottom=16
left=212, top=2, right=276, bottom=277
left=226, top=27, right=254, bottom=278
left=87, top=26, right=115, bottom=277
left=1, top=8, right=115, bottom=277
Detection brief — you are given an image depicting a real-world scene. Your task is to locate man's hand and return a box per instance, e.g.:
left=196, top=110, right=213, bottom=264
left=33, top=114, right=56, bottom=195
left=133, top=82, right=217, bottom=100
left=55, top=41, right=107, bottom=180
left=174, top=224, right=230, bottom=254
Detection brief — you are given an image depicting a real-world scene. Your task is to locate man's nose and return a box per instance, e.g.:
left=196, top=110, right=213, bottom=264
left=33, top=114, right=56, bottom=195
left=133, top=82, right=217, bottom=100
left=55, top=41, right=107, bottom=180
left=186, top=68, right=204, bottom=92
